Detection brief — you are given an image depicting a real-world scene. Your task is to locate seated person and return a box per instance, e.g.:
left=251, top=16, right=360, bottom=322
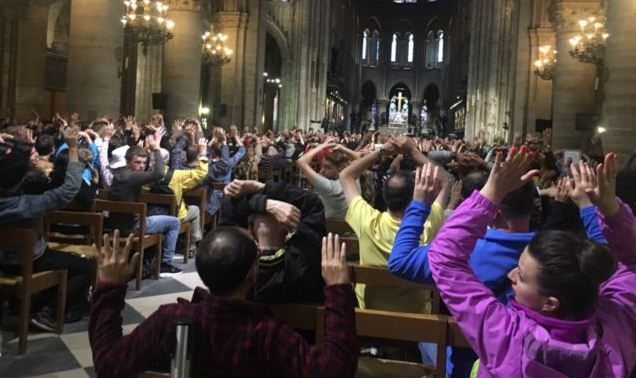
left=429, top=151, right=636, bottom=377
left=0, top=128, right=92, bottom=330
left=108, top=127, right=182, bottom=275
left=220, top=179, right=326, bottom=304
left=89, top=229, right=357, bottom=378
left=339, top=138, right=446, bottom=313
left=296, top=137, right=358, bottom=220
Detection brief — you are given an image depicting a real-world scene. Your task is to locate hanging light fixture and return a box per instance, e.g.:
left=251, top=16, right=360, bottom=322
left=121, top=0, right=174, bottom=52
left=533, top=45, right=557, bottom=80
left=202, top=31, right=234, bottom=66
left=568, top=16, right=609, bottom=65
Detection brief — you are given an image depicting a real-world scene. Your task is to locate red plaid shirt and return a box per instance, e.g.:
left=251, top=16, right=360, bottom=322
left=89, top=282, right=357, bottom=378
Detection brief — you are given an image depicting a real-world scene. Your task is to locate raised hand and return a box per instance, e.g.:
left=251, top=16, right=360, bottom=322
left=95, top=230, right=139, bottom=283
left=555, top=177, right=571, bottom=204
left=266, top=199, right=301, bottom=232
left=480, top=146, right=539, bottom=204
left=62, top=125, right=80, bottom=148
left=586, top=153, right=620, bottom=216
left=413, top=163, right=442, bottom=206
left=321, top=233, right=349, bottom=286
left=448, top=179, right=463, bottom=210
left=197, top=137, right=208, bottom=154
left=569, top=162, right=595, bottom=208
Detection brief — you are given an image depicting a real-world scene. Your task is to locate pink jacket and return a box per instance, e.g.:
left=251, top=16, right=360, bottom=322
left=429, top=191, right=636, bottom=377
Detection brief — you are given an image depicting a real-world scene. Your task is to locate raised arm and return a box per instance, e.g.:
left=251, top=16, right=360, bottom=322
left=339, top=140, right=398, bottom=205
left=428, top=147, right=538, bottom=372
left=267, top=234, right=357, bottom=378
left=296, top=139, right=336, bottom=185
left=389, top=163, right=442, bottom=283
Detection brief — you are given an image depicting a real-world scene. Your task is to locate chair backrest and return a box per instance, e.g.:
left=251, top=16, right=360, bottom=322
left=349, top=264, right=441, bottom=314
left=184, top=187, right=208, bottom=228
left=44, top=211, right=104, bottom=248
left=447, top=319, right=471, bottom=349
left=92, top=199, right=148, bottom=234
left=211, top=183, right=226, bottom=191
left=140, top=192, right=178, bottom=216
left=0, top=228, right=36, bottom=278
left=326, top=219, right=355, bottom=235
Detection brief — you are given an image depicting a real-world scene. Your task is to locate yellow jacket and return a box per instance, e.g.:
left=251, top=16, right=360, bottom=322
left=167, top=157, right=209, bottom=221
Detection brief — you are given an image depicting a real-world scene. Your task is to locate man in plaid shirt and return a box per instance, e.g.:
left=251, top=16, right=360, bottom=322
left=89, top=229, right=357, bottom=378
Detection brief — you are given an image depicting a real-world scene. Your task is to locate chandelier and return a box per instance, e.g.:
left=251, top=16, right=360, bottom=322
left=202, top=31, right=234, bottom=66
left=533, top=45, right=557, bottom=81
left=121, top=0, right=175, bottom=51
left=568, top=16, right=609, bottom=65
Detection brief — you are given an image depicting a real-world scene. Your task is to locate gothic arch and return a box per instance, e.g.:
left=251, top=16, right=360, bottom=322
left=265, top=16, right=290, bottom=62
left=363, top=16, right=383, bottom=34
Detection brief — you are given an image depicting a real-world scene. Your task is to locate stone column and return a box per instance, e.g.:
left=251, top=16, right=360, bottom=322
left=600, top=0, right=636, bottom=159
left=14, top=1, right=49, bottom=121
left=163, top=0, right=204, bottom=120
left=67, top=0, right=123, bottom=120
left=548, top=0, right=601, bottom=150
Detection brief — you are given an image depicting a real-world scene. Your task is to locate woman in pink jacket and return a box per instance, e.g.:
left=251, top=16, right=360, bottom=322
left=428, top=149, right=636, bottom=377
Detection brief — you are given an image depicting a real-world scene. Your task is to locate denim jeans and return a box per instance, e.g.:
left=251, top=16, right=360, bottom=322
left=146, top=215, right=180, bottom=264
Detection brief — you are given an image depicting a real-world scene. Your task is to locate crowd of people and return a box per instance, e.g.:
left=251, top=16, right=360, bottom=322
left=0, top=112, right=635, bottom=377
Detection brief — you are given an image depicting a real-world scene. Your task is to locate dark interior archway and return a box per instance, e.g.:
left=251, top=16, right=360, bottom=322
left=262, top=33, right=282, bottom=131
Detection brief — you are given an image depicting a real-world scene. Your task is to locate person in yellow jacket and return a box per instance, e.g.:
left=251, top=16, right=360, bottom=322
left=158, top=138, right=209, bottom=253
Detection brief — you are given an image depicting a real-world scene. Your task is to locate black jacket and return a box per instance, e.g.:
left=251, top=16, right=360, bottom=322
left=220, top=180, right=326, bottom=304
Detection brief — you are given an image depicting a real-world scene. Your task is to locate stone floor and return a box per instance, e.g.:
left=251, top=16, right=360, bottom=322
left=0, top=256, right=203, bottom=377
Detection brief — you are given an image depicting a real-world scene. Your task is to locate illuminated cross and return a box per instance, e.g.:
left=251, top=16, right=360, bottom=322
left=396, top=91, right=405, bottom=112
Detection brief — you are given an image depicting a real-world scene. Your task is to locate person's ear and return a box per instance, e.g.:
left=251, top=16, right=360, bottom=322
left=541, top=296, right=560, bottom=314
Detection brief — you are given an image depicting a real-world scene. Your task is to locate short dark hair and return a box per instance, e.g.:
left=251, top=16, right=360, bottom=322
left=195, top=227, right=257, bottom=296
left=500, top=181, right=536, bottom=219
left=0, top=138, right=31, bottom=192
left=527, top=231, right=616, bottom=318
left=461, top=170, right=488, bottom=200
left=185, top=145, right=199, bottom=163
left=21, top=169, right=49, bottom=195
left=125, top=146, right=148, bottom=162
left=35, top=134, right=55, bottom=156
left=383, top=170, right=415, bottom=212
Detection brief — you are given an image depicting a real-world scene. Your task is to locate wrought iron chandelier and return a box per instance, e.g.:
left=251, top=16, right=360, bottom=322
left=121, top=0, right=174, bottom=51
left=568, top=16, right=609, bottom=65
left=534, top=45, right=557, bottom=81
left=202, top=31, right=234, bottom=66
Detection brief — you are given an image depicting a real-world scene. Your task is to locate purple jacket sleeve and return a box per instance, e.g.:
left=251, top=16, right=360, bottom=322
left=596, top=200, right=636, bottom=374
left=428, top=191, right=521, bottom=372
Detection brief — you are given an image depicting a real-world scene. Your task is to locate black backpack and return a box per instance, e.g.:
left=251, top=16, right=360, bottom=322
left=147, top=170, right=177, bottom=216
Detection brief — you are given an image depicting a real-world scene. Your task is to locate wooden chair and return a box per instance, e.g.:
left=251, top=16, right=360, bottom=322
left=325, top=219, right=355, bottom=235
left=183, top=187, right=208, bottom=234
left=349, top=264, right=441, bottom=314
left=0, top=228, right=67, bottom=354
left=44, top=211, right=104, bottom=286
left=92, top=199, right=162, bottom=290
left=446, top=319, right=471, bottom=349
left=140, top=192, right=191, bottom=263
left=347, top=308, right=448, bottom=378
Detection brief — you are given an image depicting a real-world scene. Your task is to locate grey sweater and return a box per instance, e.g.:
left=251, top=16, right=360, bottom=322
left=0, top=161, right=83, bottom=264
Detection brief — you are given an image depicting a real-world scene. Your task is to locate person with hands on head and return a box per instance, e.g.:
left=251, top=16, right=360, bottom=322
left=339, top=140, right=447, bottom=314
left=296, top=136, right=356, bottom=219
left=220, top=178, right=326, bottom=304
left=428, top=149, right=636, bottom=377
left=89, top=229, right=358, bottom=378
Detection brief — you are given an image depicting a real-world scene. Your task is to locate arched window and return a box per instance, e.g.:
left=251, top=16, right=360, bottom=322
left=425, top=31, right=435, bottom=69
left=436, top=30, right=444, bottom=66
left=390, top=33, right=398, bottom=63
left=361, top=29, right=369, bottom=61
left=407, top=33, right=415, bottom=63
left=373, top=30, right=381, bottom=67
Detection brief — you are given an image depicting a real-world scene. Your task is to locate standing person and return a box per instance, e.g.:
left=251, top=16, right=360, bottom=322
left=108, top=127, right=182, bottom=275
left=429, top=151, right=636, bottom=377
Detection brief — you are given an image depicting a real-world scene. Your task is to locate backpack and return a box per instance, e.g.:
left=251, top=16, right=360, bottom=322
left=147, top=169, right=178, bottom=216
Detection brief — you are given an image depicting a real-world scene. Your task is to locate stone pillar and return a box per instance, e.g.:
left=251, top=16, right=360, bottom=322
left=135, top=44, right=163, bottom=121
left=548, top=0, right=601, bottom=150
left=526, top=27, right=555, bottom=132
left=14, top=1, right=49, bottom=121
left=600, top=0, right=636, bottom=159
left=163, top=0, right=204, bottom=120
left=67, top=0, right=123, bottom=120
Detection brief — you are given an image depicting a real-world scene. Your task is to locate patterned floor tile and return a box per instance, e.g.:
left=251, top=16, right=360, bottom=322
left=0, top=336, right=81, bottom=376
